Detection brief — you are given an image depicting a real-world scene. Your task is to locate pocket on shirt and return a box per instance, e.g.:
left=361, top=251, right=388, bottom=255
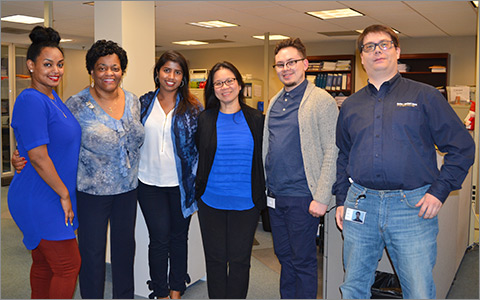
left=392, top=106, right=421, bottom=141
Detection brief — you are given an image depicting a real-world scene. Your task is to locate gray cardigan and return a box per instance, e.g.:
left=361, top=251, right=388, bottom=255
left=263, top=81, right=338, bottom=208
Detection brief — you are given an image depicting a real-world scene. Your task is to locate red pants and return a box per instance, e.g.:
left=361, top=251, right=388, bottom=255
left=30, top=238, right=81, bottom=299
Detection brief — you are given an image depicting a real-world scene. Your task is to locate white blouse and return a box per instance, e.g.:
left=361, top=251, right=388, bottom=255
left=138, top=99, right=179, bottom=186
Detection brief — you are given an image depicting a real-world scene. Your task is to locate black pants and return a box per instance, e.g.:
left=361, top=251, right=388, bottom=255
left=197, top=199, right=260, bottom=299
left=137, top=181, right=191, bottom=298
left=77, top=189, right=137, bottom=299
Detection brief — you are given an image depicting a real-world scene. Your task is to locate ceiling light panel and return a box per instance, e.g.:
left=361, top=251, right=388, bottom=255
left=1, top=14, right=44, bottom=24
left=172, top=40, right=208, bottom=46
left=252, top=35, right=290, bottom=41
left=306, top=8, right=364, bottom=20
left=188, top=20, right=238, bottom=29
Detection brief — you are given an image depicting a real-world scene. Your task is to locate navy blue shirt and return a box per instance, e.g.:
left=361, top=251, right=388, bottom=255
left=333, top=73, right=475, bottom=206
left=265, top=79, right=312, bottom=197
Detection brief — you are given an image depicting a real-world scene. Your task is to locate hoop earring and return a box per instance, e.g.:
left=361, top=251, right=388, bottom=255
left=180, top=80, right=185, bottom=88
left=154, top=77, right=159, bottom=86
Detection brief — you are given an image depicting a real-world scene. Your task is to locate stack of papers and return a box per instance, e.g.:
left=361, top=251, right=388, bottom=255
left=429, top=65, right=446, bottom=73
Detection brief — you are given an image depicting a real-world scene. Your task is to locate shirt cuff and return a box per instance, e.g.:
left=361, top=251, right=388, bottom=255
left=427, top=181, right=451, bottom=203
left=335, top=193, right=346, bottom=206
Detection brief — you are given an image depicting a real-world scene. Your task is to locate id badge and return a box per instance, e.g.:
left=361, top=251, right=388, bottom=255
left=345, top=207, right=366, bottom=224
left=267, top=196, right=275, bottom=209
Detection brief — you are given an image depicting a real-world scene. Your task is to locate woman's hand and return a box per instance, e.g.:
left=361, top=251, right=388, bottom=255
left=12, top=149, right=27, bottom=173
left=60, top=195, right=74, bottom=226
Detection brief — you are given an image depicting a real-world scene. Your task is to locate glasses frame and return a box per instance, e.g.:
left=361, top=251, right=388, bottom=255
left=213, top=77, right=237, bottom=89
left=360, top=40, right=395, bottom=53
left=272, top=58, right=305, bottom=70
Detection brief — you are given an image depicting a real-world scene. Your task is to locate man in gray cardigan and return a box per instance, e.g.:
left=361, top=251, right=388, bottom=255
left=263, top=38, right=338, bottom=299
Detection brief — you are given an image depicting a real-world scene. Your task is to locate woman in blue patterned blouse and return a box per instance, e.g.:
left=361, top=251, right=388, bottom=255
left=66, top=40, right=145, bottom=299
left=138, top=50, right=202, bottom=299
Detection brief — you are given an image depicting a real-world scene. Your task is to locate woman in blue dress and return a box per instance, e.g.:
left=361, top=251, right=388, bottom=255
left=8, top=26, right=82, bottom=299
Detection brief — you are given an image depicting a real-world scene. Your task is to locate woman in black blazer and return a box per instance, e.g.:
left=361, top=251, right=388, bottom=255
left=195, top=61, right=266, bottom=299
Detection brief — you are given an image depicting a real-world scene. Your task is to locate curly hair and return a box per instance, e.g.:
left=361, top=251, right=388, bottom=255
left=85, top=40, right=128, bottom=75
left=26, top=26, right=63, bottom=62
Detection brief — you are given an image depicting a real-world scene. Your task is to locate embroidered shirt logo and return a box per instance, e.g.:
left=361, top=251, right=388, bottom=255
left=396, top=102, right=417, bottom=107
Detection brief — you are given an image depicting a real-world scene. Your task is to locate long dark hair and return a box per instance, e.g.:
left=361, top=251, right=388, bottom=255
left=27, top=26, right=63, bottom=63
left=204, top=61, right=245, bottom=110
left=154, top=50, right=199, bottom=115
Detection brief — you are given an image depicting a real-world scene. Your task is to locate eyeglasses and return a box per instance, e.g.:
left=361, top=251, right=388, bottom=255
left=272, top=58, right=305, bottom=70
left=360, top=40, right=395, bottom=53
left=213, top=78, right=237, bottom=88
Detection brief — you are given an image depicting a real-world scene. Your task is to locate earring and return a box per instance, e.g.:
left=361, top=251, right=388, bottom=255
left=30, top=70, right=33, bottom=73
left=91, top=81, right=94, bottom=88
left=180, top=80, right=185, bottom=88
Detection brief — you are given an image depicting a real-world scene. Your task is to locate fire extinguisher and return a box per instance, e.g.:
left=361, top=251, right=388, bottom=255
left=464, top=100, right=475, bottom=130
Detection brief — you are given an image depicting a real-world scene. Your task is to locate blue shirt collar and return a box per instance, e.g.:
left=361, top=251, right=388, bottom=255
left=367, top=72, right=401, bottom=96
left=283, top=78, right=308, bottom=100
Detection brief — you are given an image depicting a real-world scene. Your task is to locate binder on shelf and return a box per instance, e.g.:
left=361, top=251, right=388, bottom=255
left=325, top=73, right=334, bottom=90
left=341, top=74, right=347, bottom=90
left=346, top=73, right=351, bottom=91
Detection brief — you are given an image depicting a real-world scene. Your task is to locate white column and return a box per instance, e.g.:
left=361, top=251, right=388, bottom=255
left=94, top=1, right=155, bottom=97
left=263, top=32, right=270, bottom=111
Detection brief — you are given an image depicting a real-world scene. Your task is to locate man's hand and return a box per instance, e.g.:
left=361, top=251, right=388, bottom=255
left=415, top=193, right=442, bottom=219
left=309, top=200, right=327, bottom=218
left=335, top=206, right=344, bottom=230
left=12, top=149, right=27, bottom=173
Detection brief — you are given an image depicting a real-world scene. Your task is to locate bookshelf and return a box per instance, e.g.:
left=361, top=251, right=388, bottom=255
left=306, top=55, right=355, bottom=97
left=398, top=53, right=449, bottom=99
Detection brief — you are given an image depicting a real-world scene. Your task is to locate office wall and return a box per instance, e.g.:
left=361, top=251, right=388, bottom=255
left=176, top=35, right=476, bottom=101
left=62, top=48, right=90, bottom=101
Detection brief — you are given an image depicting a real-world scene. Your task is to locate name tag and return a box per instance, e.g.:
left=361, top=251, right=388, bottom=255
left=345, top=207, right=366, bottom=224
left=267, top=196, right=275, bottom=209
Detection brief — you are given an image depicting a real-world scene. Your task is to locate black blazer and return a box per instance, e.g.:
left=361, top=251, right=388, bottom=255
left=195, top=103, right=266, bottom=211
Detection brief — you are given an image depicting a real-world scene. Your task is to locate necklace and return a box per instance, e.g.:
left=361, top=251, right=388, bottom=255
left=50, top=98, right=67, bottom=118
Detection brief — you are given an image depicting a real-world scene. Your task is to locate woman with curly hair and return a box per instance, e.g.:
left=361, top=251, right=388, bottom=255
left=66, top=40, right=145, bottom=299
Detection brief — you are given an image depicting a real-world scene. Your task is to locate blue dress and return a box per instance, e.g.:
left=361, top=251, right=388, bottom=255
left=9, top=89, right=81, bottom=250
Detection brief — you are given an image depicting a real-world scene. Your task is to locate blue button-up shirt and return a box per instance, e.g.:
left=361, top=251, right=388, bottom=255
left=265, top=79, right=312, bottom=197
left=333, top=73, right=475, bottom=206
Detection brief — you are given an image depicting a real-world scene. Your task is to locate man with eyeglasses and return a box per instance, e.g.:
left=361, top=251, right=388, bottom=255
left=263, top=38, right=338, bottom=299
left=333, top=24, right=475, bottom=299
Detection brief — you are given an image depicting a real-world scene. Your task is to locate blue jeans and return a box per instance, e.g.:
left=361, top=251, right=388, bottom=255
left=341, top=183, right=438, bottom=299
left=269, top=196, right=320, bottom=299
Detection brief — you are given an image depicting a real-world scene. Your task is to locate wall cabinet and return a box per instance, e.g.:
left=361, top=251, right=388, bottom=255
left=398, top=53, right=449, bottom=99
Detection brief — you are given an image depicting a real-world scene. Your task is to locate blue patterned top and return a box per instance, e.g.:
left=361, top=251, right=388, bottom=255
left=66, top=87, right=144, bottom=195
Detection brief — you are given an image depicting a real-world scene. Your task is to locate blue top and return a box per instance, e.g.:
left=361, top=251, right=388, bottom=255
left=9, top=89, right=81, bottom=250
left=333, top=73, right=475, bottom=205
left=265, top=79, right=311, bottom=197
left=139, top=90, right=202, bottom=218
left=202, top=110, right=254, bottom=210
left=65, top=87, right=144, bottom=196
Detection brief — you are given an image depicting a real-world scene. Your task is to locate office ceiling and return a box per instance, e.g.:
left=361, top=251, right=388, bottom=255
left=1, top=1, right=478, bottom=51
